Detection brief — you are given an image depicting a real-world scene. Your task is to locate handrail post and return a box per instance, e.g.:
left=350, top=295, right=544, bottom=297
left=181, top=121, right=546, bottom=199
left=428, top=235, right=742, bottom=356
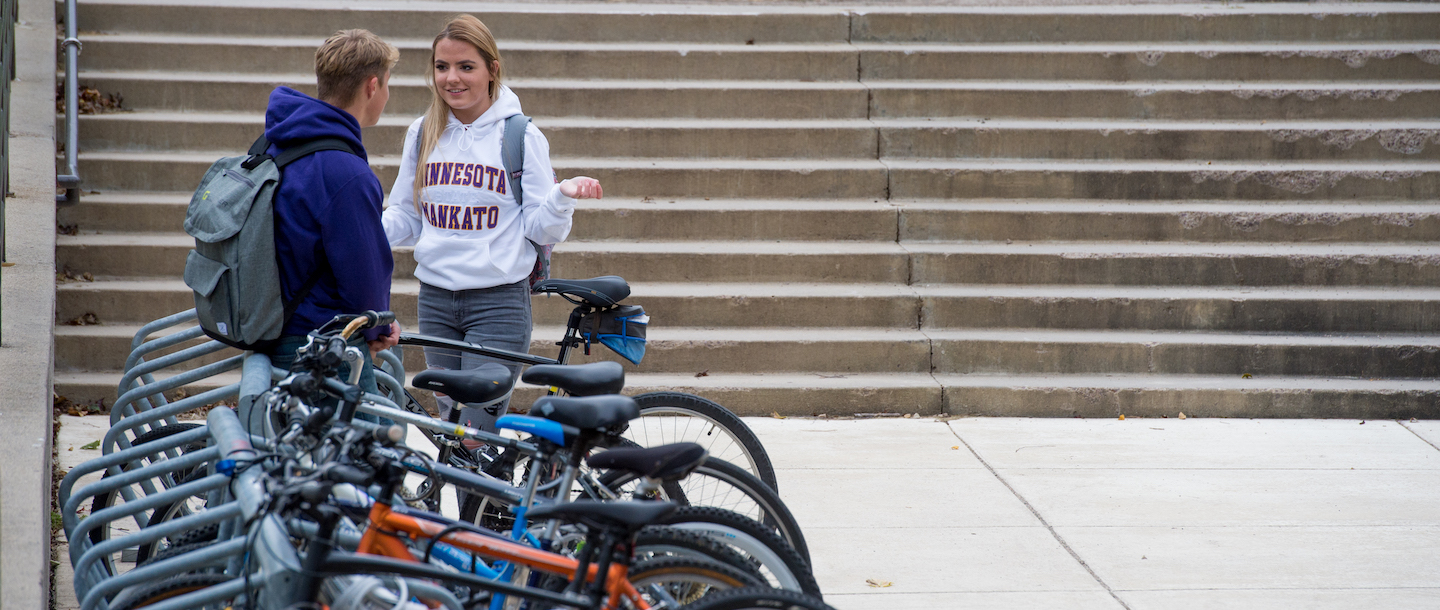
left=56, top=0, right=80, bottom=205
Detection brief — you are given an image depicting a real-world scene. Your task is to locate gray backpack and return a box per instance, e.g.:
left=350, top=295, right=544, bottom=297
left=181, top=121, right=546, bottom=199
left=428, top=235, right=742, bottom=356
left=182, top=136, right=356, bottom=350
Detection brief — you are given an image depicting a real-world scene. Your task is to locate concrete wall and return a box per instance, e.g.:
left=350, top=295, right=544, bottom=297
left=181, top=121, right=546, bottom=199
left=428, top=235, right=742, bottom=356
left=0, top=0, right=57, bottom=607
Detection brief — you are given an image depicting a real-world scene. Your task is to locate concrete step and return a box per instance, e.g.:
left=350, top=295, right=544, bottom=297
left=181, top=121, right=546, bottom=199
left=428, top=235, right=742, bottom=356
left=76, top=113, right=882, bottom=159
left=75, top=72, right=870, bottom=118
left=58, top=236, right=913, bottom=284
left=937, top=374, right=1440, bottom=419
left=56, top=233, right=1440, bottom=288
left=55, top=280, right=926, bottom=328
left=77, top=113, right=1440, bottom=161
left=56, top=280, right=1440, bottom=333
left=77, top=151, right=890, bottom=198
left=907, top=242, right=1440, bottom=287
left=58, top=193, right=904, bottom=240
left=77, top=2, right=854, bottom=43
left=76, top=1, right=1440, bottom=45
left=930, top=329, right=1440, bottom=378
left=78, top=35, right=862, bottom=81
left=59, top=194, right=1440, bottom=244
left=919, top=284, right=1440, bottom=333
left=857, top=43, right=1440, bottom=81
left=54, top=324, right=936, bottom=377
left=869, top=81, right=1440, bottom=120
left=74, top=152, right=1440, bottom=200
left=850, top=5, right=1440, bottom=44
left=901, top=201, right=1440, bottom=243
left=885, top=159, right=1440, bottom=201
left=50, top=369, right=1440, bottom=419
left=75, top=34, right=1440, bottom=82
left=51, top=370, right=946, bottom=417
left=81, top=72, right=1440, bottom=124
left=880, top=118, right=1440, bottom=162
left=56, top=323, right=1440, bottom=380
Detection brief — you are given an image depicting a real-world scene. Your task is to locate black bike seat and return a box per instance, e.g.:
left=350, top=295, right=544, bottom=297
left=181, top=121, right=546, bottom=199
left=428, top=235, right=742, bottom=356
left=411, top=363, right=514, bottom=405
left=530, top=394, right=639, bottom=433
left=587, top=443, right=706, bottom=482
left=528, top=500, right=677, bottom=532
left=521, top=362, right=625, bottom=397
left=532, top=276, right=631, bottom=307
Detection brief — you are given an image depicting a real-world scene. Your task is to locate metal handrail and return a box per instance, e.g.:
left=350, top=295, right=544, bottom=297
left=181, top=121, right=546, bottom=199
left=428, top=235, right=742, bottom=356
left=2, top=0, right=17, bottom=266
left=57, top=0, right=80, bottom=204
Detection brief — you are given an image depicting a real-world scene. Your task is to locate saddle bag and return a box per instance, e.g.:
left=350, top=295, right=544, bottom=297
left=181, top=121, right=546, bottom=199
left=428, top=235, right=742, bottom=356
left=578, top=304, right=649, bottom=365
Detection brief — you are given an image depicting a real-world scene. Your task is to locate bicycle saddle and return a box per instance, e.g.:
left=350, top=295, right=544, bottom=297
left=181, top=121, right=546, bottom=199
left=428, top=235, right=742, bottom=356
left=587, top=443, right=706, bottom=482
left=527, top=499, right=677, bottom=532
left=532, top=276, right=631, bottom=307
left=521, top=361, right=625, bottom=397
left=530, top=394, right=639, bottom=434
left=411, top=363, right=514, bottom=406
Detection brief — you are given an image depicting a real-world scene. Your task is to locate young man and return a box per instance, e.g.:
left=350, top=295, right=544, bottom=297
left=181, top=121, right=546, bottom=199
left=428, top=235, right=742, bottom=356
left=265, top=29, right=401, bottom=394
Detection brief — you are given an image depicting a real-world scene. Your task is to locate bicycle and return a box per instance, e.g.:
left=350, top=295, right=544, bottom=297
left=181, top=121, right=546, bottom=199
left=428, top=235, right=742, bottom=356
left=390, top=275, right=778, bottom=492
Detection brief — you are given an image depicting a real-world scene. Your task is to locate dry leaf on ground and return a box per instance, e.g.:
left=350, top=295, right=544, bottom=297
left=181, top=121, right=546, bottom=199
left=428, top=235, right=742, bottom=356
left=865, top=579, right=893, bottom=588
left=770, top=411, right=787, bottom=419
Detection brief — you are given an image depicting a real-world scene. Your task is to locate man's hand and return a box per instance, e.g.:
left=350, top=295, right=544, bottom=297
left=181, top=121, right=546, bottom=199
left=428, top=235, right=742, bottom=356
left=369, top=320, right=401, bottom=355
left=559, top=176, right=603, bottom=200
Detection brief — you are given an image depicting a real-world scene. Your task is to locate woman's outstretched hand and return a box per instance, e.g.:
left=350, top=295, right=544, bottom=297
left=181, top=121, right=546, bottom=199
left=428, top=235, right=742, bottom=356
left=559, top=176, right=603, bottom=200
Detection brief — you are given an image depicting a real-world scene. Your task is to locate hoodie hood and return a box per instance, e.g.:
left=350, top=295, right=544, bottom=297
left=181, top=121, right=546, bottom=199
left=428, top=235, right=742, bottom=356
left=448, top=85, right=523, bottom=129
left=264, top=86, right=367, bottom=159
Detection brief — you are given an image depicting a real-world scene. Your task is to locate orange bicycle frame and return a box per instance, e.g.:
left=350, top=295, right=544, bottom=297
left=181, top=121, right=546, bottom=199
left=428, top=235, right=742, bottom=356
left=356, top=500, right=649, bottom=610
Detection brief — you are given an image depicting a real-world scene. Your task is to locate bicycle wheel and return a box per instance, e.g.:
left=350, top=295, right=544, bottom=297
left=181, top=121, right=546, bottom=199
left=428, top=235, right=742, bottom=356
left=633, top=526, right=765, bottom=583
left=629, top=392, right=778, bottom=491
left=601, top=457, right=810, bottom=563
left=653, top=506, right=821, bottom=598
left=86, top=423, right=209, bottom=575
left=681, top=586, right=835, bottom=610
left=628, top=555, right=764, bottom=607
left=107, top=572, right=234, bottom=610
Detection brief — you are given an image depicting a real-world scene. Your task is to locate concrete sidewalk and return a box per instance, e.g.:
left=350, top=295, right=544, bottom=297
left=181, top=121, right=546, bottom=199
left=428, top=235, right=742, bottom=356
left=746, top=416, right=1440, bottom=610
left=54, top=415, right=1440, bottom=609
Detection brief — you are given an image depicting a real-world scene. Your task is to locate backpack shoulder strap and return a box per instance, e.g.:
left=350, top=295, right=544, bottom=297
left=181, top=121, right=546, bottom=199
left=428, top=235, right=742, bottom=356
left=273, top=137, right=357, bottom=168
left=500, top=114, right=530, bottom=206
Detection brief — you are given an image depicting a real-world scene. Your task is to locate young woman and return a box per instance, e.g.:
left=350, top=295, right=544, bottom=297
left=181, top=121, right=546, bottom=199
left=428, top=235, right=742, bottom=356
left=383, top=14, right=602, bottom=432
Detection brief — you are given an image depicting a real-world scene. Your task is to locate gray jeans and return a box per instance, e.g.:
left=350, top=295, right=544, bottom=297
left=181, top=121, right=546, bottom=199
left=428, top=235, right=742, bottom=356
left=417, top=279, right=532, bottom=432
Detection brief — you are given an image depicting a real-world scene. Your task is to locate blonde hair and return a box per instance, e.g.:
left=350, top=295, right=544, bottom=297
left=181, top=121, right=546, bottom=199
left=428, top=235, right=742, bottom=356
left=314, top=29, right=400, bottom=107
left=412, top=14, right=504, bottom=213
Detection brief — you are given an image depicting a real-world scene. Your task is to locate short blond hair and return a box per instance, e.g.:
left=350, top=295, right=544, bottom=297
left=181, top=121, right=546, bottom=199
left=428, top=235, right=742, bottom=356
left=315, top=29, right=400, bottom=107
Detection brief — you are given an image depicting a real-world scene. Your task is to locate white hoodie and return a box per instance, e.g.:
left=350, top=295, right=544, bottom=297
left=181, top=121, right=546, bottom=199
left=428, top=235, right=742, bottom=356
left=383, top=86, right=576, bottom=291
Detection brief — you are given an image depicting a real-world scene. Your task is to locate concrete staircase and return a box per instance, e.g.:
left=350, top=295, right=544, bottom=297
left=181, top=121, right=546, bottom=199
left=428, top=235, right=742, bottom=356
left=56, top=1, right=1440, bottom=418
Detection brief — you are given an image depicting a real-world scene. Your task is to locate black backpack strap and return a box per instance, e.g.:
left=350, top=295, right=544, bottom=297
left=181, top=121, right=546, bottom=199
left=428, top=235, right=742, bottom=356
left=501, top=114, right=529, bottom=206
left=274, top=137, right=357, bottom=168
left=280, top=267, right=325, bottom=326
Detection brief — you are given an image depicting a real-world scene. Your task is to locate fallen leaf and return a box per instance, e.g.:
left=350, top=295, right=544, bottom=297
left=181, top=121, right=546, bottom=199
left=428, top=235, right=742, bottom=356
left=950, top=446, right=959, bottom=450
left=1242, top=373, right=1253, bottom=379
left=1118, top=414, right=1125, bottom=420
left=865, top=579, right=893, bottom=588
left=67, top=447, right=73, bottom=451
left=80, top=440, right=100, bottom=450
left=694, top=369, right=709, bottom=378
left=770, top=411, right=787, bottom=420
left=1178, top=412, right=1187, bottom=420
left=1359, top=420, right=1366, bottom=425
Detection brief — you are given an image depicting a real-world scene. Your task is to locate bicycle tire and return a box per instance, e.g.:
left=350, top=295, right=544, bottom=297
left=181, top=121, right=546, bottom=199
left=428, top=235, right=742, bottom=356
left=600, top=457, right=810, bottom=564
left=681, top=586, right=836, bottom=610
left=107, top=572, right=234, bottom=610
left=653, top=506, right=821, bottom=598
left=86, top=423, right=208, bottom=575
left=633, top=526, right=766, bottom=583
left=627, top=555, right=765, bottom=607
left=629, top=392, right=778, bottom=492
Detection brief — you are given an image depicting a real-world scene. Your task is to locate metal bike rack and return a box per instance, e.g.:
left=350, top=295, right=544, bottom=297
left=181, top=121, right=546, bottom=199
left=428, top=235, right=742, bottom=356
left=61, top=407, right=267, bottom=610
